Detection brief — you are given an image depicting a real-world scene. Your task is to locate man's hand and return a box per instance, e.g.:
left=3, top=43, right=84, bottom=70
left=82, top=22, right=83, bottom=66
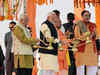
left=12, top=72, right=16, bottom=75
left=32, top=39, right=40, bottom=46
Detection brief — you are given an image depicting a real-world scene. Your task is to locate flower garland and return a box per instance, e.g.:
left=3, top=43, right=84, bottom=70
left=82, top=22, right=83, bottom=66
left=0, top=0, right=54, bottom=21
left=15, top=0, right=20, bottom=20
left=33, top=0, right=54, bottom=6
left=5, top=0, right=8, bottom=19
left=8, top=0, right=13, bottom=20
left=0, top=0, right=4, bottom=21
left=74, top=0, right=100, bottom=8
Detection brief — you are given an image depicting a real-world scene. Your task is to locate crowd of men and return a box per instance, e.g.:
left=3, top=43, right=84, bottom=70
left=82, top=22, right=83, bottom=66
left=0, top=9, right=100, bottom=75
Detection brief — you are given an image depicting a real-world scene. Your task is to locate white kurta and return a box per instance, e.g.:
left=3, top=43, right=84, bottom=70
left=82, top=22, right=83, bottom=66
left=39, top=23, right=59, bottom=72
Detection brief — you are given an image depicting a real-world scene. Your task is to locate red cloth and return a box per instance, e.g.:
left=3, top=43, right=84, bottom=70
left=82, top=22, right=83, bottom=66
left=77, top=22, right=97, bottom=53
left=77, top=41, right=86, bottom=52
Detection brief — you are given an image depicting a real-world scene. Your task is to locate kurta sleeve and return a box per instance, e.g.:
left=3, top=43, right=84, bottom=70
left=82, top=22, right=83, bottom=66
left=74, top=24, right=81, bottom=39
left=13, top=26, right=38, bottom=45
left=95, top=26, right=99, bottom=39
left=74, top=24, right=86, bottom=41
left=40, top=24, right=52, bottom=40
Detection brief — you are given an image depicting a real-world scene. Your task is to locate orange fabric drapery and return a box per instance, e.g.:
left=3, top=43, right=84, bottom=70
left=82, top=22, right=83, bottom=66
left=7, top=0, right=13, bottom=20
left=74, top=0, right=100, bottom=8
left=74, top=1, right=85, bottom=21
left=0, top=0, right=4, bottom=21
left=33, top=0, right=54, bottom=5
left=74, top=7, right=84, bottom=21
left=95, top=4, right=100, bottom=36
left=27, top=0, right=36, bottom=38
left=27, top=0, right=37, bottom=75
left=32, top=59, right=38, bottom=75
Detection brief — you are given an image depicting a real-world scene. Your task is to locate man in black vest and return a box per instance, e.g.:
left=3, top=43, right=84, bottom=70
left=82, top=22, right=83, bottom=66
left=63, top=13, right=76, bottom=75
left=39, top=12, right=59, bottom=75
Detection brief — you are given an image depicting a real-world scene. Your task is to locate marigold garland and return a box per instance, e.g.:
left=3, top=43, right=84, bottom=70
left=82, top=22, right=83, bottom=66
left=74, top=0, right=100, bottom=8
left=0, top=0, right=54, bottom=21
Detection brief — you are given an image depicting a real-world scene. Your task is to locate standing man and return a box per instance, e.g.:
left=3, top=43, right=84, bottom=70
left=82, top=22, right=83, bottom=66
left=74, top=10, right=98, bottom=75
left=5, top=21, right=16, bottom=75
left=63, top=13, right=76, bottom=75
left=39, top=12, right=59, bottom=75
left=12, top=14, right=38, bottom=75
left=53, top=10, right=68, bottom=75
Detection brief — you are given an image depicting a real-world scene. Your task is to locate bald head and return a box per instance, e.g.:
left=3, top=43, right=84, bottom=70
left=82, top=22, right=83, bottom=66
left=47, top=12, right=56, bottom=17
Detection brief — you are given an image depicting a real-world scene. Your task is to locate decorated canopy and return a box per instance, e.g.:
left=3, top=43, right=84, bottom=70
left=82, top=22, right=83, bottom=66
left=0, top=0, right=100, bottom=36
left=74, top=0, right=100, bottom=8
left=0, top=0, right=54, bottom=21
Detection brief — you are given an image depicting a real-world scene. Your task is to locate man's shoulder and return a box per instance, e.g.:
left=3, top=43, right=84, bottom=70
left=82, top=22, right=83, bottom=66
left=5, top=31, right=11, bottom=36
left=14, top=25, right=23, bottom=31
left=41, top=21, right=49, bottom=29
left=63, top=23, right=68, bottom=26
left=5, top=32, right=11, bottom=41
left=63, top=23, right=71, bottom=26
left=15, top=24, right=22, bottom=28
left=63, top=23, right=70, bottom=28
left=42, top=20, right=48, bottom=25
left=6, top=31, right=11, bottom=34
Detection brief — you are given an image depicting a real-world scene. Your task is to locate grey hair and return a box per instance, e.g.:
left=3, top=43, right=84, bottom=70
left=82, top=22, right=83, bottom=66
left=47, top=12, right=56, bottom=17
left=18, top=14, right=28, bottom=22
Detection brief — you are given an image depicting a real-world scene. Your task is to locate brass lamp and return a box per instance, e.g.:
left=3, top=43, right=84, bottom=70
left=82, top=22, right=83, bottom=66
left=85, top=32, right=92, bottom=43
left=58, top=41, right=64, bottom=51
left=47, top=37, right=54, bottom=50
left=71, top=40, right=79, bottom=52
